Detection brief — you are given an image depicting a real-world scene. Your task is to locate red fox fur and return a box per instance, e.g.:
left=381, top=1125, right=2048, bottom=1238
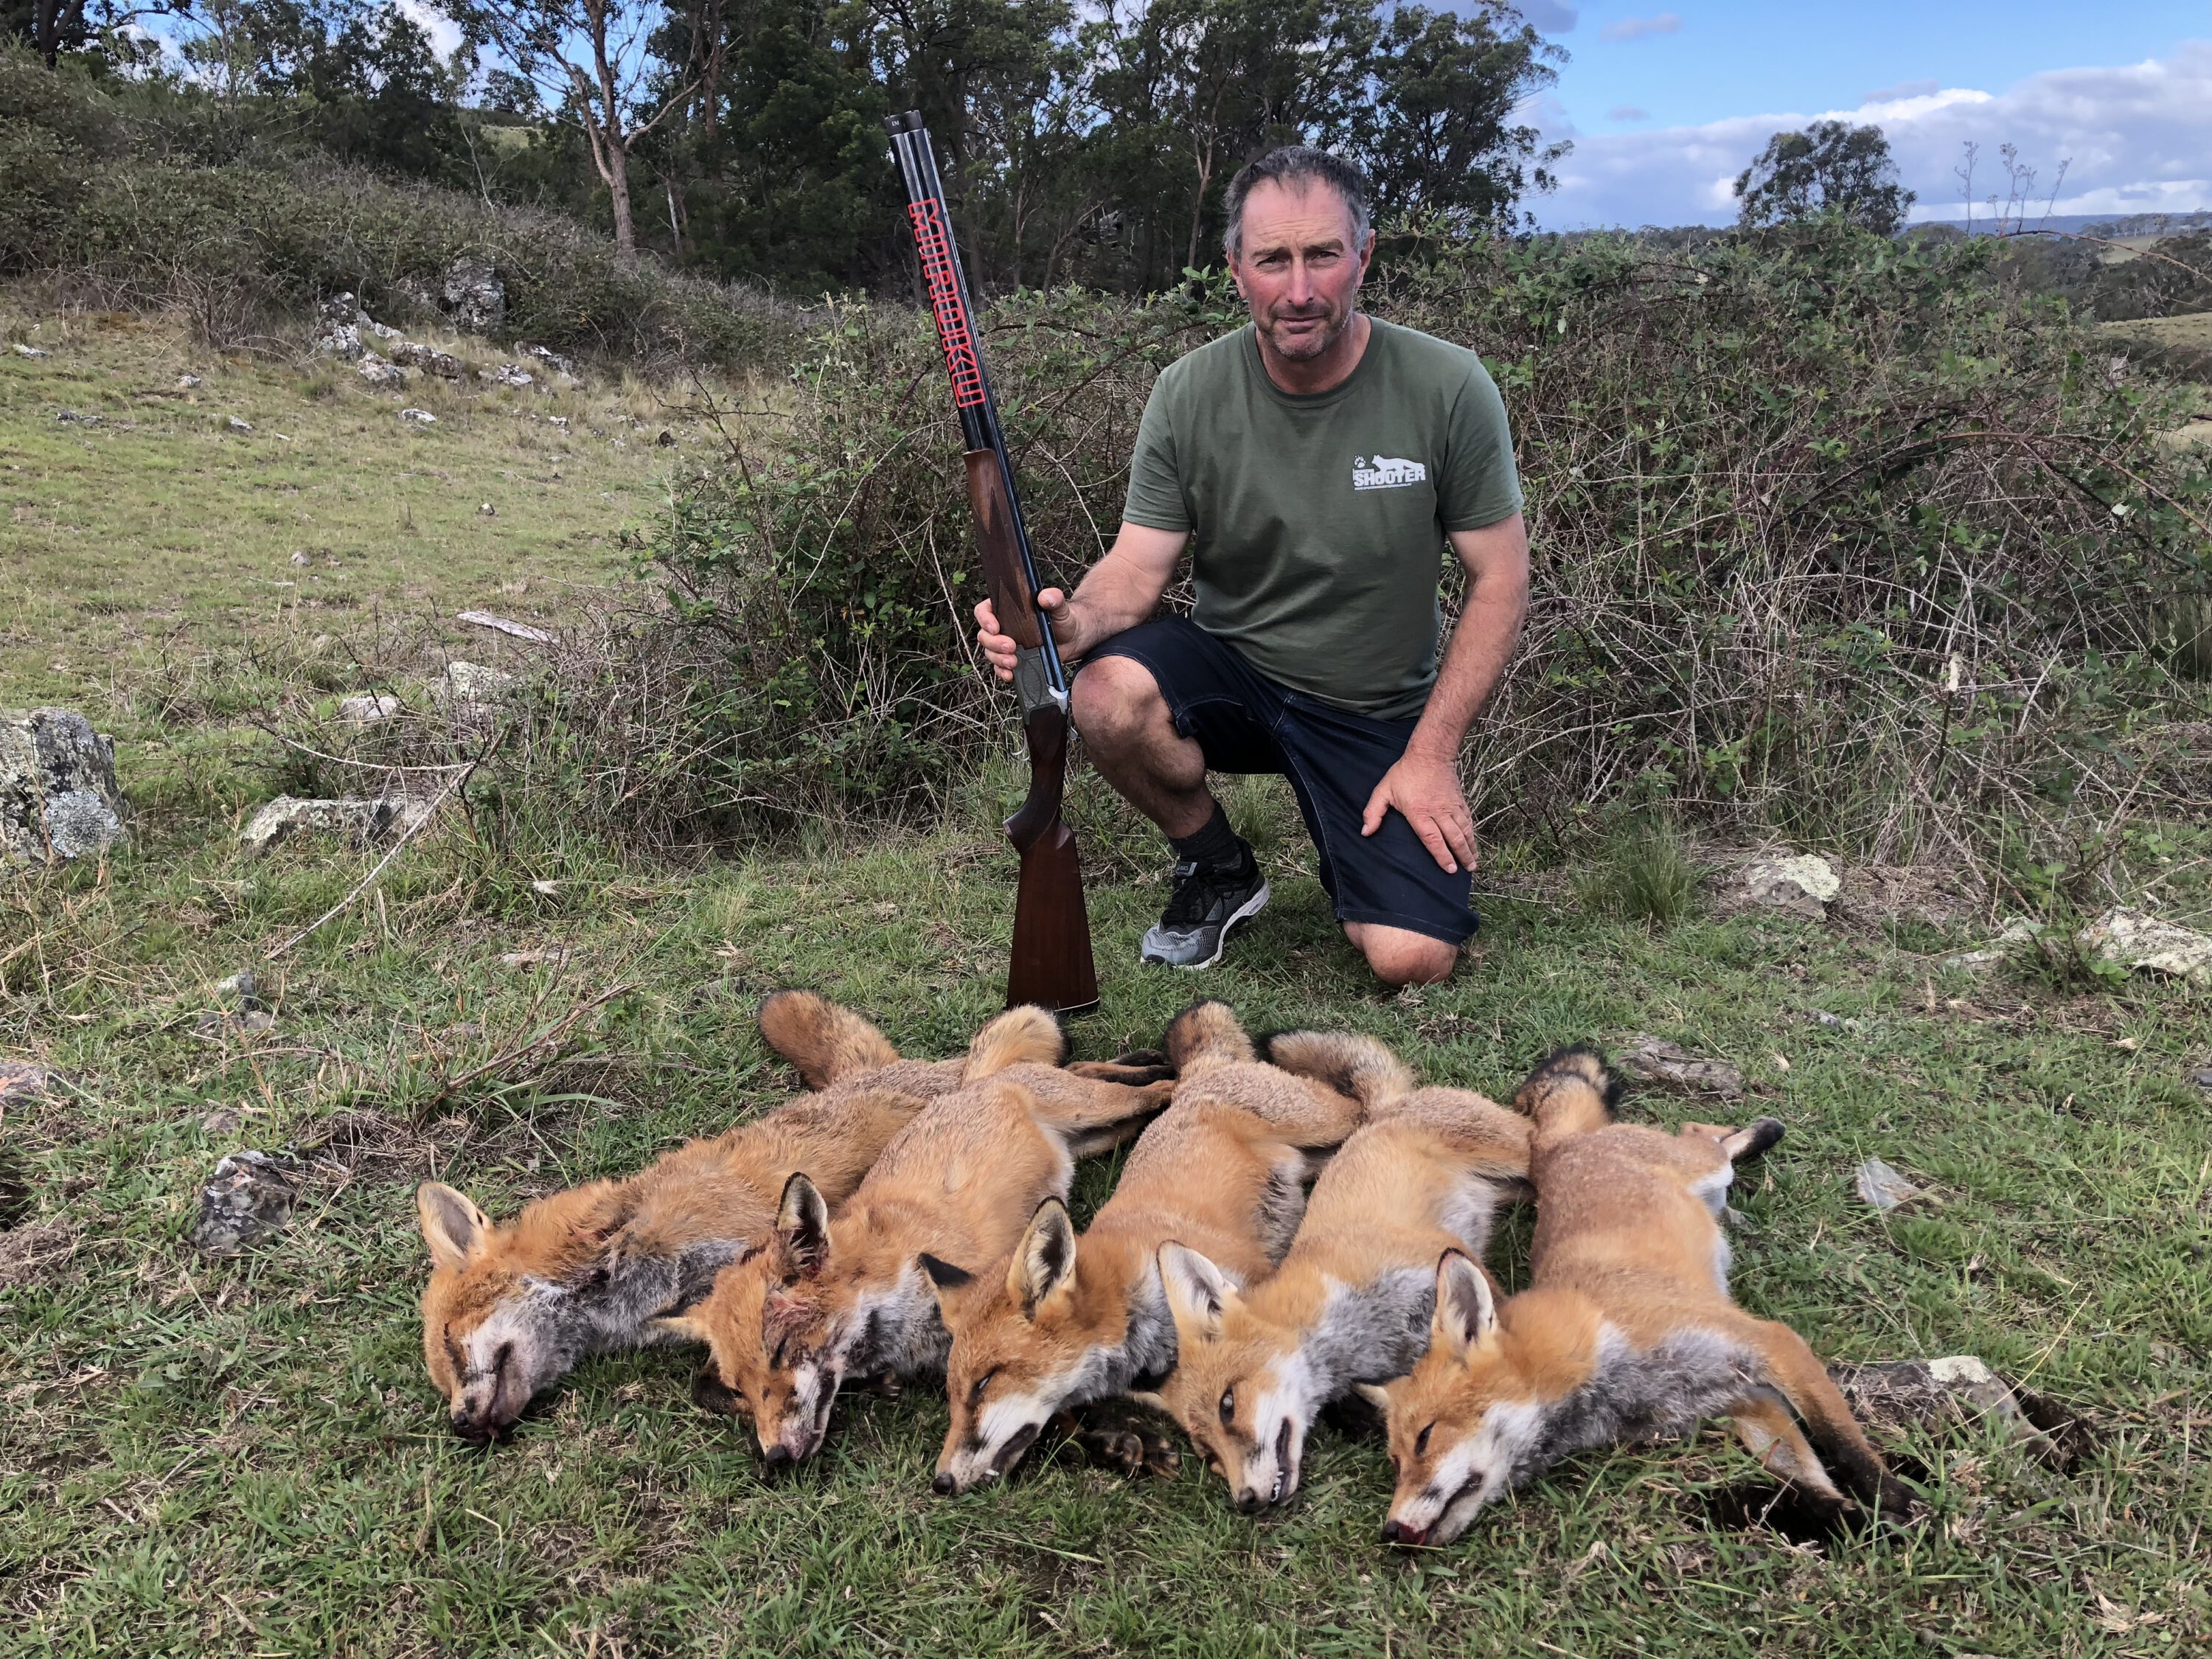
left=416, top=990, right=958, bottom=1440
left=664, top=1006, right=1175, bottom=1467
left=925, top=1002, right=1374, bottom=1495
left=1379, top=1047, right=1908, bottom=1546
left=1155, top=1031, right=1532, bottom=1512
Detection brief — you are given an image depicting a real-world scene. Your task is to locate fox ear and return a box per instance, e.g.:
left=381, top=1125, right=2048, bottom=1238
left=1008, top=1199, right=1077, bottom=1318
left=776, top=1173, right=831, bottom=1279
left=917, top=1253, right=973, bottom=1315
left=1158, top=1242, right=1234, bottom=1340
left=417, top=1182, right=490, bottom=1272
left=1430, top=1250, right=1497, bottom=1360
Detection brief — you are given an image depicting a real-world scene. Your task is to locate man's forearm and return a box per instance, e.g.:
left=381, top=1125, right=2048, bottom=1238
left=1057, top=524, right=1188, bottom=657
left=1405, top=519, right=1531, bottom=762
left=1405, top=591, right=1524, bottom=761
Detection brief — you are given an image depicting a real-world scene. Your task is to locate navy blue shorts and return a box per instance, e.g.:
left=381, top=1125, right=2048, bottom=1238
left=1085, top=616, right=1478, bottom=947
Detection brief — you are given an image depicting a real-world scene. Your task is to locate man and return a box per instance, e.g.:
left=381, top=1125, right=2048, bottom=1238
left=975, top=146, right=1529, bottom=987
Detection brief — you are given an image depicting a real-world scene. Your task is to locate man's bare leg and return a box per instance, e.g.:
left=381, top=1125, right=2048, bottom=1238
left=1069, top=656, right=1217, bottom=839
left=1345, top=922, right=1456, bottom=988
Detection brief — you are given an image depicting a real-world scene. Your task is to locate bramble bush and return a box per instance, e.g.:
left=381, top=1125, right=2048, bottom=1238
left=621, top=222, right=2211, bottom=892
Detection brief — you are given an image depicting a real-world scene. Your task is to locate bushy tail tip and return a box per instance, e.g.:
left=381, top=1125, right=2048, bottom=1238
left=1513, top=1045, right=1620, bottom=1129
left=967, top=1005, right=1066, bottom=1078
left=759, top=990, right=899, bottom=1088
left=1162, top=1000, right=1253, bottom=1073
left=1259, top=1029, right=1413, bottom=1112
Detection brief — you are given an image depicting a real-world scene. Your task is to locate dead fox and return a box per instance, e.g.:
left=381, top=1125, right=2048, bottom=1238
left=1155, top=1033, right=1533, bottom=1512
left=664, top=1006, right=1175, bottom=1467
left=926, top=1001, right=1375, bottom=1495
left=1378, top=1047, right=1908, bottom=1546
left=416, top=990, right=961, bottom=1441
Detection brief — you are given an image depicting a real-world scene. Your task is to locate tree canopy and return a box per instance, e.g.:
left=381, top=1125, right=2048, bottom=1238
left=1734, top=119, right=1916, bottom=237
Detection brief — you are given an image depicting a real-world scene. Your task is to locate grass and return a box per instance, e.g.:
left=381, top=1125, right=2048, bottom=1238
left=0, top=302, right=714, bottom=710
left=4, top=296, right=2211, bottom=1656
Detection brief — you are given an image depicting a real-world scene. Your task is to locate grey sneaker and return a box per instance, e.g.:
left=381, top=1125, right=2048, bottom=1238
left=1141, top=854, right=1270, bottom=970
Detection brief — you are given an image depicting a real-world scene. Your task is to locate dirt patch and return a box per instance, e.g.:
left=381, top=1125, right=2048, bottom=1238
left=1833, top=862, right=1984, bottom=931
left=0, top=1216, right=83, bottom=1288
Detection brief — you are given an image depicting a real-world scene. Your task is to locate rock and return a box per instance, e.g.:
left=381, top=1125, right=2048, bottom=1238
left=655, top=428, right=676, bottom=448
left=1829, top=1356, right=2073, bottom=1466
left=0, top=1060, right=53, bottom=1104
left=314, top=319, right=364, bottom=360
left=1, top=708, right=131, bottom=865
left=193, top=1151, right=299, bottom=1256
left=1617, top=1035, right=1744, bottom=1099
left=456, top=611, right=553, bottom=645
left=55, top=408, right=102, bottom=426
left=238, top=794, right=434, bottom=855
left=364, top=318, right=404, bottom=341
left=1854, top=1157, right=1928, bottom=1211
left=2079, top=908, right=2212, bottom=987
left=335, top=692, right=402, bottom=727
left=436, top=661, right=519, bottom=725
left=226, top=415, right=254, bottom=432
left=520, top=342, right=574, bottom=376
left=13, top=342, right=51, bottom=358
left=530, top=879, right=562, bottom=897
left=389, top=342, right=465, bottom=379
left=214, top=970, right=262, bottom=1006
left=480, top=363, right=534, bottom=389
left=478, top=501, right=497, bottom=517
left=399, top=407, right=437, bottom=426
left=194, top=1007, right=276, bottom=1038
left=176, top=373, right=202, bottom=390
left=2191, top=1066, right=2212, bottom=1094
left=1942, top=917, right=2044, bottom=973
left=498, top=947, right=570, bottom=970
left=1731, top=852, right=1841, bottom=919
left=318, top=292, right=359, bottom=324
left=548, top=415, right=569, bottom=430
left=355, top=351, right=405, bottom=388
left=441, top=257, right=507, bottom=333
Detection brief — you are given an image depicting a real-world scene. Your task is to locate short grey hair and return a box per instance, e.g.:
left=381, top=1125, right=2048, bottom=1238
left=1222, top=147, right=1373, bottom=260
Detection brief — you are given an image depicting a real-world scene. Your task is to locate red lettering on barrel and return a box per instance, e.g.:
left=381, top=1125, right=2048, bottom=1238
left=908, top=199, right=986, bottom=408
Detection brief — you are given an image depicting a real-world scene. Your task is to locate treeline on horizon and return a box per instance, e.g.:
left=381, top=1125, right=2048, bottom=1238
left=4, top=0, right=1569, bottom=297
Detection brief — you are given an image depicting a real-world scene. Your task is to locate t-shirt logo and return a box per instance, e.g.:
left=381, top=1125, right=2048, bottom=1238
left=1352, top=454, right=1427, bottom=491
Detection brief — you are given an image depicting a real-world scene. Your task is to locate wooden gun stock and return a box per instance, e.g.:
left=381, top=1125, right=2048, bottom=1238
left=966, top=451, right=1099, bottom=1015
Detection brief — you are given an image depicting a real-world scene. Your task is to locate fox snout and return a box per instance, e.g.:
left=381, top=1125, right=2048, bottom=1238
left=933, top=1419, right=1043, bottom=1497
left=1234, top=1418, right=1299, bottom=1513
left=1378, top=1517, right=1429, bottom=1548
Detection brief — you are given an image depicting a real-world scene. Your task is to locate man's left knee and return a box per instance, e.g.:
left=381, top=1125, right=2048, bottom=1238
left=1346, top=924, right=1458, bottom=987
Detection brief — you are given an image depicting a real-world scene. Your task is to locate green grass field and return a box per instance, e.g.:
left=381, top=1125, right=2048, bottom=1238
left=4, top=302, right=2210, bottom=1658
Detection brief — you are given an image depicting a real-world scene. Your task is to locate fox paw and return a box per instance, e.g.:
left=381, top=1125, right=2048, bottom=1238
left=1064, top=1405, right=1180, bottom=1480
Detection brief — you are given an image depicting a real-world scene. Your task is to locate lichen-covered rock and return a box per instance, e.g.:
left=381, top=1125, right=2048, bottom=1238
left=315, top=320, right=364, bottom=360
left=442, top=258, right=507, bottom=333
left=435, top=661, right=520, bottom=729
left=0, top=1059, right=53, bottom=1104
left=1829, top=1355, right=2074, bottom=1466
left=355, top=352, right=403, bottom=388
left=399, top=406, right=438, bottom=425
left=2079, top=908, right=2212, bottom=987
left=239, top=794, right=433, bottom=855
left=479, top=363, right=534, bottom=389
left=1731, top=852, right=1841, bottom=919
left=1616, top=1034, right=1744, bottom=1099
left=193, top=1151, right=299, bottom=1256
left=1, top=707, right=131, bottom=865
left=335, top=692, right=402, bottom=726
left=389, top=342, right=465, bottom=380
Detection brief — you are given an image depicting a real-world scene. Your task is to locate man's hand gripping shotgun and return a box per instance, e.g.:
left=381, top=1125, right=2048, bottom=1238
left=886, top=111, right=1099, bottom=1015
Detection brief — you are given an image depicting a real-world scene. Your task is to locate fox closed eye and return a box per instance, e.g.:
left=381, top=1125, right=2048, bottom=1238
left=970, top=1370, right=995, bottom=1406
left=1415, top=1422, right=1435, bottom=1457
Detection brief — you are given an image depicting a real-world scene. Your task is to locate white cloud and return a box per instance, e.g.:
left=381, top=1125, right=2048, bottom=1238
left=1862, top=77, right=1938, bottom=105
left=1599, top=12, right=1680, bottom=42
left=393, top=0, right=466, bottom=62
left=1607, top=104, right=1651, bottom=121
left=1532, top=38, right=2212, bottom=229
left=1517, top=0, right=1579, bottom=32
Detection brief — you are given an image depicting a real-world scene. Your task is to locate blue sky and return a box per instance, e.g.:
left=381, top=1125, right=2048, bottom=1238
left=1522, top=0, right=2212, bottom=227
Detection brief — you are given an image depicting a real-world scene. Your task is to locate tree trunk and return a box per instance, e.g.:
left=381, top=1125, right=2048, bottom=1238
left=606, top=143, right=637, bottom=257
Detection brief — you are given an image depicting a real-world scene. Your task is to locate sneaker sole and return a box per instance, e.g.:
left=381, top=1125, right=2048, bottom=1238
left=1144, top=880, right=1271, bottom=972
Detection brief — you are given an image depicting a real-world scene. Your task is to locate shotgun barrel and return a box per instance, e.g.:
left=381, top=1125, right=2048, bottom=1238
left=886, top=111, right=1099, bottom=1015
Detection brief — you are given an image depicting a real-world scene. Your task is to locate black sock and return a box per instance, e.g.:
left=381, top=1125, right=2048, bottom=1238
left=1170, top=802, right=1245, bottom=871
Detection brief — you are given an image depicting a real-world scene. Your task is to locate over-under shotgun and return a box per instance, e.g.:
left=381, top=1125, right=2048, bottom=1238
left=886, top=111, right=1099, bottom=1015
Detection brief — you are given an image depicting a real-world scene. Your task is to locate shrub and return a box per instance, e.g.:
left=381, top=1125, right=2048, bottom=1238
left=0, top=48, right=796, bottom=372
left=630, top=223, right=2212, bottom=891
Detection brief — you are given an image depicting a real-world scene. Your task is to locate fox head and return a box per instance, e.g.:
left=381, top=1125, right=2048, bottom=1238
left=1380, top=1250, right=1542, bottom=1547
left=416, top=1180, right=630, bottom=1442
left=667, top=1172, right=855, bottom=1467
left=1155, top=1243, right=1315, bottom=1512
left=927, top=1199, right=1123, bottom=1495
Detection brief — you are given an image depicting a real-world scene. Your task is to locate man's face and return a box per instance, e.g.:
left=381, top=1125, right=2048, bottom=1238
left=1227, top=178, right=1374, bottom=363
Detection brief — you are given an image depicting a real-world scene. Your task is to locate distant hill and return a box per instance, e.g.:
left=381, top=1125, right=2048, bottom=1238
left=1911, top=212, right=2212, bottom=237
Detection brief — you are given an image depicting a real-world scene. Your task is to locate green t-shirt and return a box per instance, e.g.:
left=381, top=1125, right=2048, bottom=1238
left=1121, top=316, right=1523, bottom=720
